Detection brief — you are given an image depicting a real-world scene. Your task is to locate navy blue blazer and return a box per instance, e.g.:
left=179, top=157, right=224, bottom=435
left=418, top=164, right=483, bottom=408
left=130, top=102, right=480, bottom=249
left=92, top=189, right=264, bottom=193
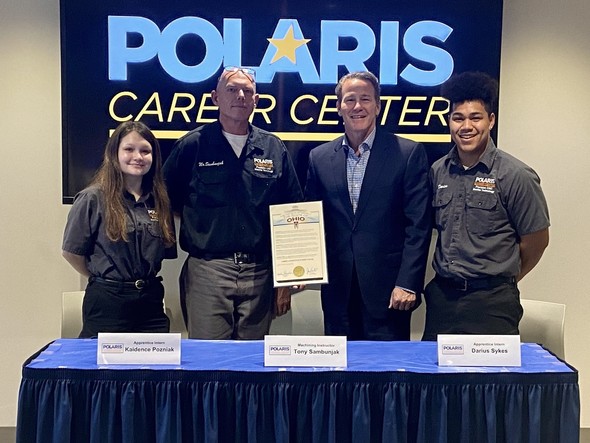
left=305, top=128, right=432, bottom=319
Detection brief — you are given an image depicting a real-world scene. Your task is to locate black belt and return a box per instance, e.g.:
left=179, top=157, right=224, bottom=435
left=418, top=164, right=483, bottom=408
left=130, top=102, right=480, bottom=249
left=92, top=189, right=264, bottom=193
left=90, top=276, right=162, bottom=290
left=192, top=251, right=265, bottom=264
left=435, top=275, right=515, bottom=292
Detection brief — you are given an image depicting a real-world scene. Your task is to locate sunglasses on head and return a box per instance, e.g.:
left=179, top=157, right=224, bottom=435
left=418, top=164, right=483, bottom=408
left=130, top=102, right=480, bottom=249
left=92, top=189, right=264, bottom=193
left=222, top=66, right=256, bottom=82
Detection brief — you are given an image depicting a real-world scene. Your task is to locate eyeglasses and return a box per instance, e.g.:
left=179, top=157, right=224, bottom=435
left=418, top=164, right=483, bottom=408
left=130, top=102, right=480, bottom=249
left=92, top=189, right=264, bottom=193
left=222, top=66, right=256, bottom=82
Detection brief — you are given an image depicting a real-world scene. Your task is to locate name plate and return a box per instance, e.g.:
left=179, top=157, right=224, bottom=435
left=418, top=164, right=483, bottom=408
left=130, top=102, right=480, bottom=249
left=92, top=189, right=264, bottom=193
left=437, top=334, right=521, bottom=366
left=97, top=333, right=181, bottom=365
left=264, top=335, right=347, bottom=367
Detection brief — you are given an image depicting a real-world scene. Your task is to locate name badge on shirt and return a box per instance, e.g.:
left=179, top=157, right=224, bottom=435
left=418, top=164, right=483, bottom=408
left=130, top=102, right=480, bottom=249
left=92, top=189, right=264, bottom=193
left=147, top=209, right=159, bottom=221
left=472, top=176, right=496, bottom=194
left=254, top=158, right=274, bottom=173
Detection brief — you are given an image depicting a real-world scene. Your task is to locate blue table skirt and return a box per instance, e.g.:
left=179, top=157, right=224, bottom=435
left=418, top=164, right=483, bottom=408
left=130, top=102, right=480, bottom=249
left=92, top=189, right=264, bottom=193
left=17, top=339, right=580, bottom=443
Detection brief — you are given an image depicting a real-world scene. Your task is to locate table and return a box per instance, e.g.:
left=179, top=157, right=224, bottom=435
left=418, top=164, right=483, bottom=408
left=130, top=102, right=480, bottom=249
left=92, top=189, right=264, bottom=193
left=16, top=339, right=579, bottom=443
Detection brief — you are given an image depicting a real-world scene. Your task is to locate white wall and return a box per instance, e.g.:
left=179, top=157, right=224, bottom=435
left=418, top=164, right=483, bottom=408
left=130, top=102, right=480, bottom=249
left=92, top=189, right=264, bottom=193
left=499, top=0, right=590, bottom=423
left=1, top=0, right=589, bottom=427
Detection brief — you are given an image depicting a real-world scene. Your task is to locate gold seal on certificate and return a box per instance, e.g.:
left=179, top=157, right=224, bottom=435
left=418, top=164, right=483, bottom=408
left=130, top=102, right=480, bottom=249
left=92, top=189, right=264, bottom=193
left=293, top=266, right=305, bottom=277
left=269, top=201, right=329, bottom=287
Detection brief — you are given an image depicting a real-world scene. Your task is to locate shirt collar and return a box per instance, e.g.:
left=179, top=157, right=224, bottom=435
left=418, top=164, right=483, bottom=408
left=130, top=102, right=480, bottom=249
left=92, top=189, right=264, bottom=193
left=242, top=124, right=264, bottom=155
left=447, top=138, right=497, bottom=172
left=340, top=127, right=377, bottom=153
left=214, top=120, right=262, bottom=155
left=123, top=189, right=153, bottom=205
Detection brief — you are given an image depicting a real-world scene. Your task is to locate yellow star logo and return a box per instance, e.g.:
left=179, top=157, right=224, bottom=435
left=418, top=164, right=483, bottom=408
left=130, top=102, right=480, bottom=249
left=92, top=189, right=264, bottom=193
left=267, top=25, right=311, bottom=64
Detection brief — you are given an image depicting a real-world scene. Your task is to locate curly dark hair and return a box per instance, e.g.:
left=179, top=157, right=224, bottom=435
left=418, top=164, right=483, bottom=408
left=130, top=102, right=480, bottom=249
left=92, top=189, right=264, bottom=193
left=440, top=71, right=499, bottom=115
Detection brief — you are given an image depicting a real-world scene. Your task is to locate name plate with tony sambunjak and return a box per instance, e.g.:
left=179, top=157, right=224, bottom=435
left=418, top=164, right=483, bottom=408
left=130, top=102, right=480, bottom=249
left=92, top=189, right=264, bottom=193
left=437, top=334, right=521, bottom=366
left=264, top=335, right=347, bottom=367
left=97, top=333, right=181, bottom=365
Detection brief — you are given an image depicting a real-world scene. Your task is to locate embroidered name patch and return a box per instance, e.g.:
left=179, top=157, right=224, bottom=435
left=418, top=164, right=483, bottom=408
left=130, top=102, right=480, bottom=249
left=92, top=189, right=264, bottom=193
left=254, top=158, right=274, bottom=173
left=147, top=209, right=159, bottom=221
left=473, top=176, right=496, bottom=193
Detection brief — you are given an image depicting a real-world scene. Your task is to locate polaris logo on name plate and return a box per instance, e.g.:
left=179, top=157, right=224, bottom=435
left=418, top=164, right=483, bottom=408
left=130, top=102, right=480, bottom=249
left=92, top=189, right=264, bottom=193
left=101, top=343, right=125, bottom=353
left=442, top=344, right=464, bottom=355
left=269, top=345, right=292, bottom=355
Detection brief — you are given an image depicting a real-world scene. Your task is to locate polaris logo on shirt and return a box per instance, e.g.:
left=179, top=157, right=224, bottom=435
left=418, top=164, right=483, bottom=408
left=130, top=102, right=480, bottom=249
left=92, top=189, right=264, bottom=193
left=254, top=158, right=274, bottom=173
left=473, top=176, right=496, bottom=193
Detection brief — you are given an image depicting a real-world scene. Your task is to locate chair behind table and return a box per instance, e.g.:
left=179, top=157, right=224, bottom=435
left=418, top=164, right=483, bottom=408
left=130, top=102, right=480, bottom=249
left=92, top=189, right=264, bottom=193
left=519, top=298, right=566, bottom=360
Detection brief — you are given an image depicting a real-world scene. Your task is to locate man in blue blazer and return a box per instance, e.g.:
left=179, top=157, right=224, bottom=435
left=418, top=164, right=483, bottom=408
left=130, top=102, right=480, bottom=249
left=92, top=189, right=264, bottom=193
left=305, top=71, right=431, bottom=340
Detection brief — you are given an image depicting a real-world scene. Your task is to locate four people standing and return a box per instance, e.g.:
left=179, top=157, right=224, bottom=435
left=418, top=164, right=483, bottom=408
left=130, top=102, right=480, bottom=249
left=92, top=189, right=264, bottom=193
left=63, top=69, right=549, bottom=341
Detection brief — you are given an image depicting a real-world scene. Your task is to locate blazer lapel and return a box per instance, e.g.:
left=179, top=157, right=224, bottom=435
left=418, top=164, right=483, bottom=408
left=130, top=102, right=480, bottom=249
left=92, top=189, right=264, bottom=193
left=329, top=137, right=354, bottom=222
left=354, top=130, right=392, bottom=221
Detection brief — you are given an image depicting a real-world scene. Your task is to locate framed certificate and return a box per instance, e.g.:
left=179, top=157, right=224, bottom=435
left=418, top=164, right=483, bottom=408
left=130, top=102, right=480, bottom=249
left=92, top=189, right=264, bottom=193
left=269, top=201, right=328, bottom=287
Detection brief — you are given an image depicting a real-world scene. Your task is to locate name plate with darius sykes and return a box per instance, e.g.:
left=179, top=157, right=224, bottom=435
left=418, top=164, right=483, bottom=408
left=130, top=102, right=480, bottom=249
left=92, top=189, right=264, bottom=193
left=437, top=334, right=521, bottom=366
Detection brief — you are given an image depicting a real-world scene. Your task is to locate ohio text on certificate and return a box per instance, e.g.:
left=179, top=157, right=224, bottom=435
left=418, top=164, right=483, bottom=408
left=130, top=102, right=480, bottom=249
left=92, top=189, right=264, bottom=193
left=269, top=201, right=328, bottom=287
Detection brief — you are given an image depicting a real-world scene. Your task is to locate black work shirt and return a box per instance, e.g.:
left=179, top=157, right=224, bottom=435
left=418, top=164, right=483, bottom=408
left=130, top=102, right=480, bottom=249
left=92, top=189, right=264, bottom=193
left=62, top=186, right=177, bottom=280
left=163, top=121, right=303, bottom=257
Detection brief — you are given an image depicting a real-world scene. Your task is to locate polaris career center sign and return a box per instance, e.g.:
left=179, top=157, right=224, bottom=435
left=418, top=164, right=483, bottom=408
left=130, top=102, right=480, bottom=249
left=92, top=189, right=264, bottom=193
left=60, top=0, right=503, bottom=203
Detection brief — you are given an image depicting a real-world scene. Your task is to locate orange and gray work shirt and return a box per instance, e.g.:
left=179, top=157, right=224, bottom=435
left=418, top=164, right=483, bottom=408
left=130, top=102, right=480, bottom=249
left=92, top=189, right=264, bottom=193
left=430, top=139, right=550, bottom=280
left=62, top=186, right=176, bottom=281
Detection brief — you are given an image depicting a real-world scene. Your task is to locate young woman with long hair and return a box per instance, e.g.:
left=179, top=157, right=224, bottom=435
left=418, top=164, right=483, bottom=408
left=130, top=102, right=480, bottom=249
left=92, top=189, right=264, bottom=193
left=62, top=121, right=176, bottom=337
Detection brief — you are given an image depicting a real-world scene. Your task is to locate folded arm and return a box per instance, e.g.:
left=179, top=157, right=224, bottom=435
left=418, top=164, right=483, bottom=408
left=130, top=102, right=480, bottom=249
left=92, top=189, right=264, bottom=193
left=517, top=228, right=549, bottom=282
left=62, top=251, right=91, bottom=278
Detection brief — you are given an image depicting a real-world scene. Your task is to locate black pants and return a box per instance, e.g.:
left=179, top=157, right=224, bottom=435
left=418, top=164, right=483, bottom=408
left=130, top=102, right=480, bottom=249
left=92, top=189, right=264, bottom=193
left=323, top=268, right=411, bottom=341
left=422, top=278, right=522, bottom=341
left=79, top=279, right=169, bottom=338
